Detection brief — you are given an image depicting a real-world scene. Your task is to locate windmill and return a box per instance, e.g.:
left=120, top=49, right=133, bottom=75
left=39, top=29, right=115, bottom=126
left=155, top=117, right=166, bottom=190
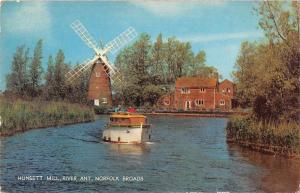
left=66, top=20, right=137, bottom=106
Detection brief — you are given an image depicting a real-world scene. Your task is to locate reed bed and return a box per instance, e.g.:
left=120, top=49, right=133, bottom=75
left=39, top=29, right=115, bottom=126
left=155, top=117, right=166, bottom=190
left=226, top=115, right=300, bottom=156
left=0, top=97, right=95, bottom=136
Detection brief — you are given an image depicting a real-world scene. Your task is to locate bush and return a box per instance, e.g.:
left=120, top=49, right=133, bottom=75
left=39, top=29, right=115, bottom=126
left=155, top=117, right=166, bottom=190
left=226, top=115, right=300, bottom=154
left=0, top=97, right=95, bottom=135
left=94, top=104, right=110, bottom=114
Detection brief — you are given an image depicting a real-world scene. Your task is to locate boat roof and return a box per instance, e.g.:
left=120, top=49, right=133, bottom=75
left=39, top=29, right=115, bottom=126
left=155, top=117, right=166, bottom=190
left=110, top=112, right=146, bottom=119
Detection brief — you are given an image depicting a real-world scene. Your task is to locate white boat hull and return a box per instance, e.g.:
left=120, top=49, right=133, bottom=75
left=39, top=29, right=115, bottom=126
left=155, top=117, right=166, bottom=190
left=102, top=126, right=151, bottom=144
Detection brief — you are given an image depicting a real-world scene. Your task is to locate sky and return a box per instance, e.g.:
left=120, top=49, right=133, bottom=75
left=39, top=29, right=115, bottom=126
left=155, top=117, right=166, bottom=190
left=0, top=0, right=264, bottom=91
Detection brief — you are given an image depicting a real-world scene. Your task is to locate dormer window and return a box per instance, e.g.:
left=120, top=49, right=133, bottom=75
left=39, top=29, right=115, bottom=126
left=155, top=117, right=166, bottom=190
left=199, top=88, right=205, bottom=93
left=181, top=88, right=190, bottom=94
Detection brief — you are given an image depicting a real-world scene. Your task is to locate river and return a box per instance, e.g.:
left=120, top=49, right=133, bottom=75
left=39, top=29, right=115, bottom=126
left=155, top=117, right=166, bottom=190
left=0, top=115, right=299, bottom=192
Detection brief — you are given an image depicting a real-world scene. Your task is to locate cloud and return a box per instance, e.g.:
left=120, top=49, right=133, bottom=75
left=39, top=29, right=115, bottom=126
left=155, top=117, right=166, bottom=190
left=180, top=31, right=263, bottom=43
left=130, top=0, right=226, bottom=17
left=3, top=2, right=52, bottom=34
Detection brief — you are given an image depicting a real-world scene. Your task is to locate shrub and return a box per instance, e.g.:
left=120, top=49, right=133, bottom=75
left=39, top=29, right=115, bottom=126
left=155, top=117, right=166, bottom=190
left=226, top=115, right=300, bottom=154
left=0, top=97, right=95, bottom=135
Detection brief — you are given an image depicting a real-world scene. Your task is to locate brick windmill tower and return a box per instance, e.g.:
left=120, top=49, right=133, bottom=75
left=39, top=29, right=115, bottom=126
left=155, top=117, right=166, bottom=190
left=66, top=20, right=137, bottom=106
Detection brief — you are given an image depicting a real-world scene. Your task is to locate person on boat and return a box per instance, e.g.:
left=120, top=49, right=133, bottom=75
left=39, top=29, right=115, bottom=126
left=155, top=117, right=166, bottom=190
left=114, top=105, right=122, bottom=112
left=127, top=106, right=136, bottom=113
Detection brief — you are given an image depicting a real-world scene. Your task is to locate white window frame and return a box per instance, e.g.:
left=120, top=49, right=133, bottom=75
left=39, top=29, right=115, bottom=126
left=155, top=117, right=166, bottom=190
left=102, top=98, right=107, bottom=104
left=185, top=100, right=192, bottom=110
left=95, top=72, right=101, bottom=77
left=94, top=99, right=100, bottom=106
left=220, top=99, right=225, bottom=105
left=195, top=99, right=204, bottom=106
left=181, top=87, right=190, bottom=94
left=199, top=88, right=206, bottom=93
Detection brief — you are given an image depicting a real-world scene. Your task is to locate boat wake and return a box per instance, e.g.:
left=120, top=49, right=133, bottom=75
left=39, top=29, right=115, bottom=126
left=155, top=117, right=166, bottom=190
left=67, top=136, right=100, bottom=144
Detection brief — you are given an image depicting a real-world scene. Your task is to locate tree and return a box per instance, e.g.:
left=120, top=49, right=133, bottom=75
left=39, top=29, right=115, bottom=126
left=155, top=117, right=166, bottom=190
left=6, top=45, right=30, bottom=96
left=44, top=55, right=55, bottom=99
left=150, top=33, right=165, bottom=84
left=28, top=39, right=43, bottom=97
left=53, top=49, right=69, bottom=99
left=116, top=33, right=152, bottom=106
left=114, top=33, right=219, bottom=107
left=66, top=62, right=90, bottom=104
left=233, top=1, right=300, bottom=121
left=164, top=37, right=194, bottom=83
left=142, top=84, right=163, bottom=107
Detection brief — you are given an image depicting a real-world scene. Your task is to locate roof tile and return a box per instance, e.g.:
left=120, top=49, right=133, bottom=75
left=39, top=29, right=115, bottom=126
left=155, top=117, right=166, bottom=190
left=175, top=77, right=218, bottom=88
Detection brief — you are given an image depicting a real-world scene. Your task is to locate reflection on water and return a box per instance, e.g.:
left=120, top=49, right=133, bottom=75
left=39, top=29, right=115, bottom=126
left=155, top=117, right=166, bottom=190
left=0, top=115, right=299, bottom=192
left=227, top=143, right=300, bottom=193
left=107, top=143, right=151, bottom=155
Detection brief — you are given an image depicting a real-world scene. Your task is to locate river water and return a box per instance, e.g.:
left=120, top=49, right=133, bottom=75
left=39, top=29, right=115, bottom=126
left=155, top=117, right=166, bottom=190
left=0, top=115, right=299, bottom=192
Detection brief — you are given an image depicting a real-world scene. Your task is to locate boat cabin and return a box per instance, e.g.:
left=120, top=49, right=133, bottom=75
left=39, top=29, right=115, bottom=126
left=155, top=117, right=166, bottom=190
left=109, top=112, right=147, bottom=127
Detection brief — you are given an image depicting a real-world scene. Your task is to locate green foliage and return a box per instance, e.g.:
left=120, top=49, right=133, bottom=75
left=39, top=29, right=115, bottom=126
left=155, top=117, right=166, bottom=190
left=0, top=96, right=94, bottom=135
left=28, top=39, right=43, bottom=97
left=142, top=84, right=164, bottom=106
left=6, top=45, right=30, bottom=96
left=66, top=64, right=90, bottom=104
left=233, top=2, right=300, bottom=121
left=44, top=55, right=55, bottom=99
left=94, top=104, right=110, bottom=114
left=5, top=40, right=89, bottom=103
left=226, top=115, right=300, bottom=154
left=53, top=49, right=69, bottom=99
left=115, top=33, right=220, bottom=107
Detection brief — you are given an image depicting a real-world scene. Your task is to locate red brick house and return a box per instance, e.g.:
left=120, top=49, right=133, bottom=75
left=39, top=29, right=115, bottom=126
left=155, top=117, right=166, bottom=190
left=158, top=77, right=234, bottom=111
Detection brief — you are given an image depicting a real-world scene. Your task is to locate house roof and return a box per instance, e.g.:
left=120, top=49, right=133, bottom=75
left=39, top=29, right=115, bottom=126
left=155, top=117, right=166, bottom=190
left=220, top=79, right=233, bottom=85
left=175, top=77, right=218, bottom=88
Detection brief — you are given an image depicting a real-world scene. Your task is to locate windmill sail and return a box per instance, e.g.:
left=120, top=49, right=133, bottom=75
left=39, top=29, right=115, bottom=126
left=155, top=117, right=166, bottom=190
left=71, top=20, right=99, bottom=53
left=66, top=19, right=138, bottom=106
left=65, top=57, right=97, bottom=82
left=103, top=27, right=137, bottom=54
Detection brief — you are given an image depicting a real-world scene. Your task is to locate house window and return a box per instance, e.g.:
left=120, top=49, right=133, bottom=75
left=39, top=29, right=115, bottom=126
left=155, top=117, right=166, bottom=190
left=220, top=99, right=225, bottom=105
left=94, top=99, right=99, bottom=106
left=102, top=98, right=107, bottom=104
left=227, top=88, right=231, bottom=93
left=181, top=87, right=190, bottom=94
left=95, top=72, right=101, bottom=77
left=199, top=88, right=205, bottom=93
left=222, top=89, right=225, bottom=93
left=195, top=99, right=204, bottom=106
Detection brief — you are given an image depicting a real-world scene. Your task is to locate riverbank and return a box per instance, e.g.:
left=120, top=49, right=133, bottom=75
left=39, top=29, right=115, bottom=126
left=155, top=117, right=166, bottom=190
left=0, top=98, right=95, bottom=136
left=145, top=110, right=248, bottom=117
left=226, top=115, right=300, bottom=158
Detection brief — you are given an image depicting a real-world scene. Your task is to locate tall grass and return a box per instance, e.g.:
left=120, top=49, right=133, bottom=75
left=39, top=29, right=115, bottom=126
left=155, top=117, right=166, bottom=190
left=0, top=97, right=95, bottom=135
left=226, top=115, right=300, bottom=155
